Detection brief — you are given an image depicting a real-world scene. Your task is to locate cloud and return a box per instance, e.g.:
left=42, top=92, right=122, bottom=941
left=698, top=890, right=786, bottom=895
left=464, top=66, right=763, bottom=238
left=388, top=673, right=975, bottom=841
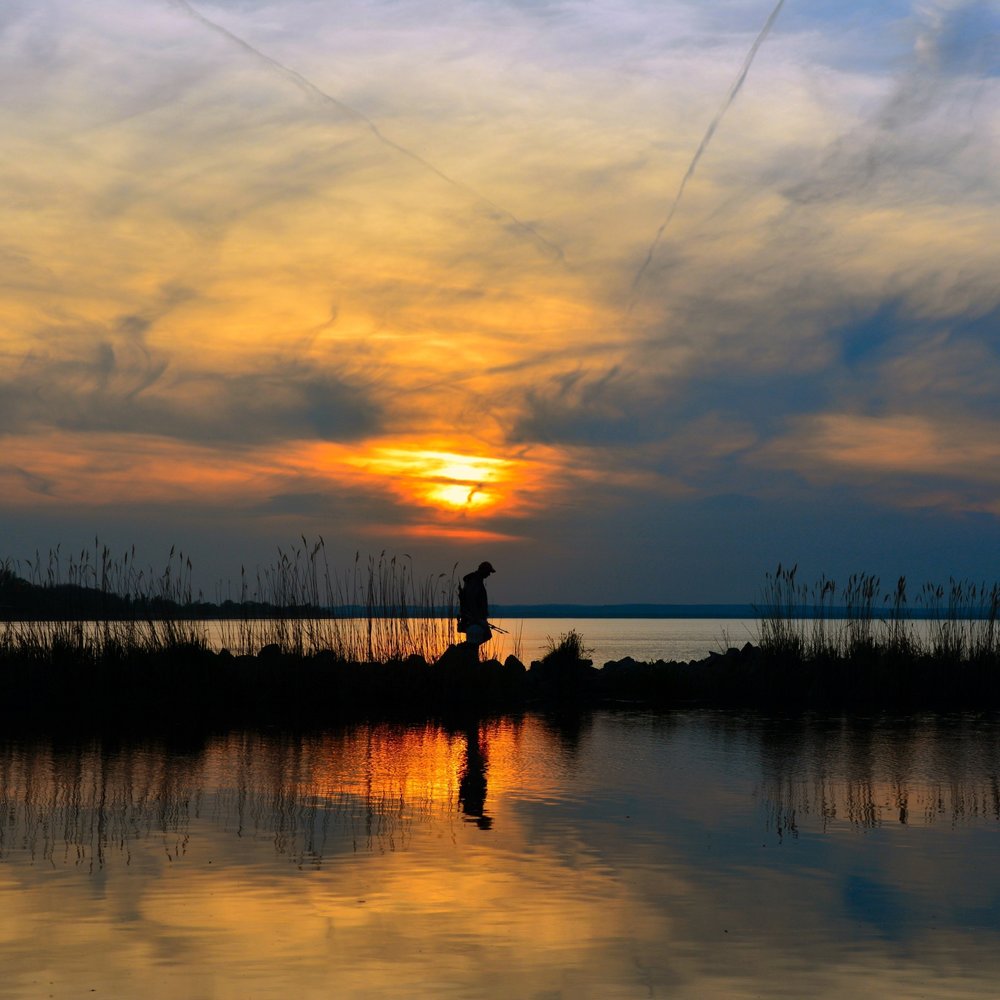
left=876, top=309, right=1000, bottom=416
left=0, top=354, right=382, bottom=445
left=629, top=0, right=787, bottom=308
left=508, top=367, right=656, bottom=447
left=167, top=0, right=565, bottom=262
left=917, top=0, right=1000, bottom=77
left=756, top=410, right=1000, bottom=518
left=782, top=2, right=999, bottom=208
left=1, top=466, right=55, bottom=496
left=2, top=0, right=1000, bottom=595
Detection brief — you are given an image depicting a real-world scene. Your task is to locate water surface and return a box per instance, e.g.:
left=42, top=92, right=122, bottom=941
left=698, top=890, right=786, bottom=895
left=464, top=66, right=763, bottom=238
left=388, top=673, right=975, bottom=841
left=198, top=616, right=758, bottom=663
left=2, top=712, right=999, bottom=998
left=489, top=616, right=759, bottom=664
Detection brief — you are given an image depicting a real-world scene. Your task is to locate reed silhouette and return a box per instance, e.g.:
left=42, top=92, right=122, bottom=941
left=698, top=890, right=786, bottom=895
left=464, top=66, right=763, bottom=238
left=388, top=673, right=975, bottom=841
left=1, top=540, right=462, bottom=663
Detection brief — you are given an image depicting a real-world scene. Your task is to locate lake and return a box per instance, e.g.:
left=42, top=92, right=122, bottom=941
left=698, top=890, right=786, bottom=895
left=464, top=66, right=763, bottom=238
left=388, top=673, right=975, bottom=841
left=195, top=616, right=758, bottom=663
left=198, top=614, right=979, bottom=664
left=484, top=617, right=760, bottom=664
left=2, top=709, right=999, bottom=998
left=20, top=615, right=976, bottom=666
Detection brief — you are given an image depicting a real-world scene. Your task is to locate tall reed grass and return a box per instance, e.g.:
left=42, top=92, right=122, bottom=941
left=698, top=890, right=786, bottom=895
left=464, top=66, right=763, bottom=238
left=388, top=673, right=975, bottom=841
left=0, top=540, right=463, bottom=664
left=756, top=564, right=1000, bottom=662
left=0, top=541, right=206, bottom=663
left=213, top=542, right=459, bottom=661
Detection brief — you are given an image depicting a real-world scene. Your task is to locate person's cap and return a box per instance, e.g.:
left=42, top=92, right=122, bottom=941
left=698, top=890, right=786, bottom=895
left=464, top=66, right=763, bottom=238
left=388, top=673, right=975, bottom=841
left=478, top=561, right=496, bottom=575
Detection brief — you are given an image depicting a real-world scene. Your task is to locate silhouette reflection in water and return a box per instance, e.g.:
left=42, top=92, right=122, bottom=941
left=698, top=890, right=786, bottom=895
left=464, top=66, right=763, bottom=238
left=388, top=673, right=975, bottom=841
left=458, top=724, right=492, bottom=829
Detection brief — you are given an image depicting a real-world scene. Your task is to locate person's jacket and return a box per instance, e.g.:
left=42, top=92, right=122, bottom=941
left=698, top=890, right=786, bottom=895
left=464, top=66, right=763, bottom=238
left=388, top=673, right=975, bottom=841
left=460, top=572, right=489, bottom=624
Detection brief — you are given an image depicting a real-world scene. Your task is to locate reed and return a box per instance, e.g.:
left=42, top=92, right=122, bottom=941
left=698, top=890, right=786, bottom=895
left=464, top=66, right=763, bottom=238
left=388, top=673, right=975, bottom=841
left=1, top=540, right=461, bottom=666
left=541, top=629, right=593, bottom=665
left=755, top=563, right=806, bottom=659
left=755, top=566, right=1000, bottom=664
left=0, top=541, right=207, bottom=663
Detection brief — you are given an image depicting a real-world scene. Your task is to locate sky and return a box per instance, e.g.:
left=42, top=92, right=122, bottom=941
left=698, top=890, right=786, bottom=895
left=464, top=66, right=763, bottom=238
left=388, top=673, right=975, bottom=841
left=1, top=0, right=998, bottom=603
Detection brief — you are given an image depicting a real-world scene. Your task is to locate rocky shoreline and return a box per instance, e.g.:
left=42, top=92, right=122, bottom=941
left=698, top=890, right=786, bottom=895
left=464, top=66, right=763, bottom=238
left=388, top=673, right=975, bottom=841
left=3, top=636, right=999, bottom=735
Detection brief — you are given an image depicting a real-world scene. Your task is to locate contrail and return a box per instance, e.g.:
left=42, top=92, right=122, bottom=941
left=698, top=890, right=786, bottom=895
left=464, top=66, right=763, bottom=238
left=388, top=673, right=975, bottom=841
left=165, top=0, right=564, bottom=262
left=628, top=0, right=786, bottom=310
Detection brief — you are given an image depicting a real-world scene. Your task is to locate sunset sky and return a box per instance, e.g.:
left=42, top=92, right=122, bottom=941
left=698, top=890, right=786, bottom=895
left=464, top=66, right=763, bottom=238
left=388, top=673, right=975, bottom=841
left=2, top=0, right=998, bottom=603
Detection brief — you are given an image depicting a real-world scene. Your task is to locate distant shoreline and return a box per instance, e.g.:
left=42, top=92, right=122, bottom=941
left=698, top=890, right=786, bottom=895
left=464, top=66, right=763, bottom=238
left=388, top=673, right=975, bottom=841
left=490, top=604, right=760, bottom=618
left=493, top=604, right=757, bottom=619
left=495, top=604, right=1000, bottom=620
left=6, top=603, right=1000, bottom=621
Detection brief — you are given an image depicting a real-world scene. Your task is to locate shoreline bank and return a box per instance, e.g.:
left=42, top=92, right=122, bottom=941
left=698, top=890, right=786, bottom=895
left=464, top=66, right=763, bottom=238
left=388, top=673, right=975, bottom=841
left=3, top=639, right=1000, bottom=733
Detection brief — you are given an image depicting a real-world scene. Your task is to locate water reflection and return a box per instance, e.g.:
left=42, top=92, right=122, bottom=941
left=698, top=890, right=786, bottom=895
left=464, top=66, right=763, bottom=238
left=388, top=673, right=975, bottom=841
left=0, top=738, right=203, bottom=870
left=2, top=712, right=999, bottom=999
left=458, top=725, right=491, bottom=829
left=3, top=714, right=1000, bottom=868
left=753, top=714, right=1000, bottom=836
left=0, top=721, right=530, bottom=869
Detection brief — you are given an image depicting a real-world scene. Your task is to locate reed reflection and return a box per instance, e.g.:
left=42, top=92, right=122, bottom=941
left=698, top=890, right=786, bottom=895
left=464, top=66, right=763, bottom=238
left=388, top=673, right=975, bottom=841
left=0, top=738, right=203, bottom=871
left=0, top=722, right=518, bottom=868
left=754, top=714, right=1000, bottom=836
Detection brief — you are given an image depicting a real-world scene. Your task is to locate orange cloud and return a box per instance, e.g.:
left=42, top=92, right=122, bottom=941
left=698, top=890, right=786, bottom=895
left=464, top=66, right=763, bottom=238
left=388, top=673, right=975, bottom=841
left=764, top=414, right=1000, bottom=481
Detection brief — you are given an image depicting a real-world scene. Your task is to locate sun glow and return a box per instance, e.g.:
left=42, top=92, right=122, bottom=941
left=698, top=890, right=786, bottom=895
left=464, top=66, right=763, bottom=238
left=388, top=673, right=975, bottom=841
left=355, top=448, right=512, bottom=512
left=427, top=483, right=490, bottom=508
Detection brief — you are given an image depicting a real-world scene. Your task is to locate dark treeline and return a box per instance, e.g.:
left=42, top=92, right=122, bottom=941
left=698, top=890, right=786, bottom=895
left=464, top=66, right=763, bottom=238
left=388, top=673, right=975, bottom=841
left=0, top=565, right=452, bottom=621
left=0, top=570, right=443, bottom=621
left=0, top=541, right=457, bottom=623
left=0, top=568, right=315, bottom=620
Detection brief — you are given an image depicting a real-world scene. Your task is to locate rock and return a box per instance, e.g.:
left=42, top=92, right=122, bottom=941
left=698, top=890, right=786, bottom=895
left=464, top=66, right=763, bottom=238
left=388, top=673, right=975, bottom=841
left=435, top=643, right=479, bottom=669
left=604, top=656, right=638, bottom=671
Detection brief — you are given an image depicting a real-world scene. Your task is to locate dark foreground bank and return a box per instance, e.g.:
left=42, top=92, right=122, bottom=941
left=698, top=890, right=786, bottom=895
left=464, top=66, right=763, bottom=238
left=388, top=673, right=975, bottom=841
left=3, top=635, right=1000, bottom=732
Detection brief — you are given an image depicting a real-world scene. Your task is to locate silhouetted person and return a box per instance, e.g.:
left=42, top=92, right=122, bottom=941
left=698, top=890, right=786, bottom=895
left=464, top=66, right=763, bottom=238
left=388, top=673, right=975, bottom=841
left=458, top=561, right=495, bottom=655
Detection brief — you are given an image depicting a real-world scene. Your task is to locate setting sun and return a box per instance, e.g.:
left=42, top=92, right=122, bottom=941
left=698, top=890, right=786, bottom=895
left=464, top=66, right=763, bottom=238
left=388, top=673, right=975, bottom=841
left=355, top=448, right=511, bottom=512
left=427, top=483, right=492, bottom=509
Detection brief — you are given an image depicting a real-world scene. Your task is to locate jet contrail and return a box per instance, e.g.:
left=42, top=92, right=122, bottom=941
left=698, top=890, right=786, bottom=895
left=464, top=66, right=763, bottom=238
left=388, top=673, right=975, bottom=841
left=628, top=0, right=786, bottom=310
left=165, top=0, right=564, bottom=262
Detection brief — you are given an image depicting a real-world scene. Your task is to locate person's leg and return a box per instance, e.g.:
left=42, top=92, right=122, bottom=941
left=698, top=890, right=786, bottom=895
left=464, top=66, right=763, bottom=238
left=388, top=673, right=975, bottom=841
left=464, top=622, right=489, bottom=654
